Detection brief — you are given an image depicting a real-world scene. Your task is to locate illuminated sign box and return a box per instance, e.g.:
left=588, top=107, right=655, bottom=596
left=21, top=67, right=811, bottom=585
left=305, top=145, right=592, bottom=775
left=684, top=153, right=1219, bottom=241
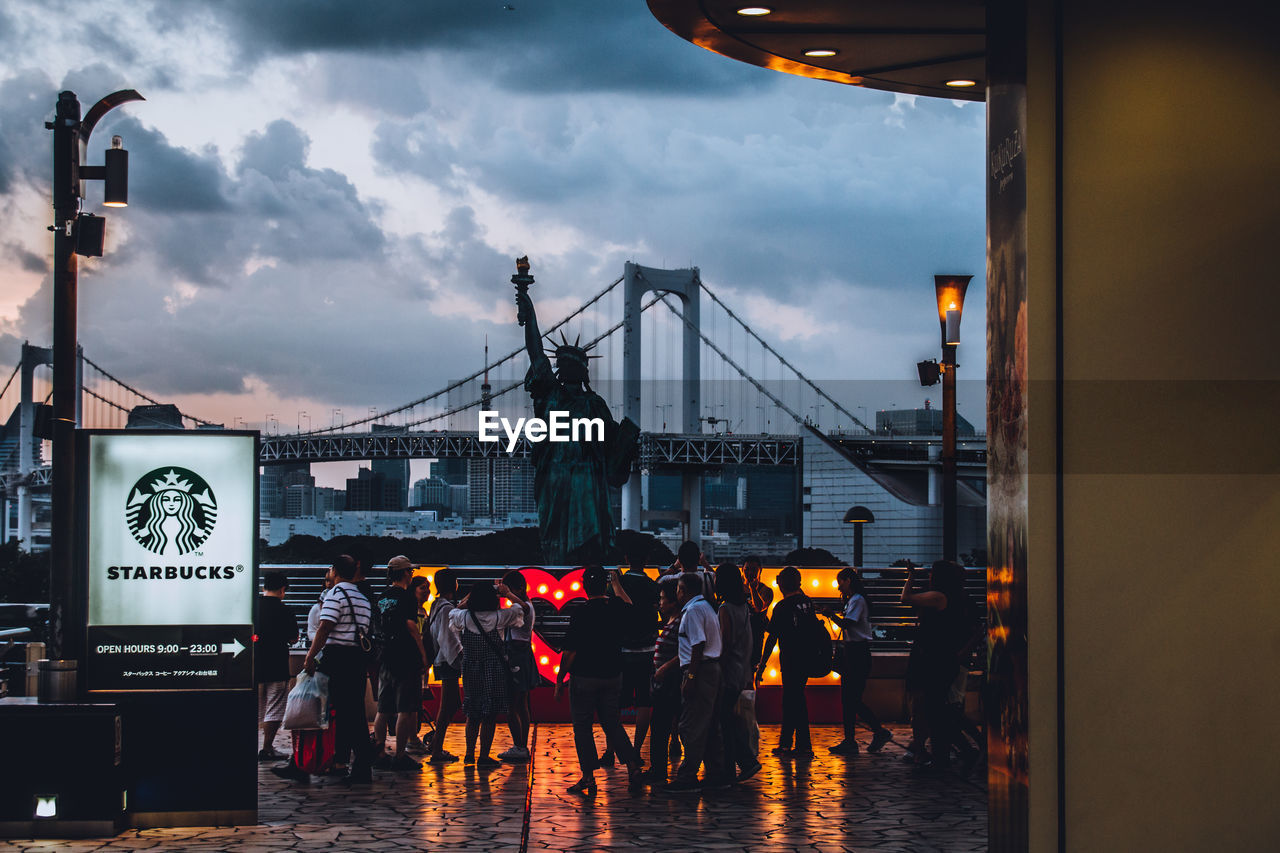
left=81, top=431, right=258, bottom=693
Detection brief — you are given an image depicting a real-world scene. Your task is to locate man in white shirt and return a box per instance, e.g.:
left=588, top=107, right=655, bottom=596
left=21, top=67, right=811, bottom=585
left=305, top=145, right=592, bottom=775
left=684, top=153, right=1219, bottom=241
left=665, top=572, right=724, bottom=793
left=302, top=554, right=375, bottom=784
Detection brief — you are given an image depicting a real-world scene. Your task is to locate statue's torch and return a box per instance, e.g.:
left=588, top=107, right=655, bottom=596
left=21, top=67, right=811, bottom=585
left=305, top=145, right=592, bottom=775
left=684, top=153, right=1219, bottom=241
left=512, top=255, right=534, bottom=326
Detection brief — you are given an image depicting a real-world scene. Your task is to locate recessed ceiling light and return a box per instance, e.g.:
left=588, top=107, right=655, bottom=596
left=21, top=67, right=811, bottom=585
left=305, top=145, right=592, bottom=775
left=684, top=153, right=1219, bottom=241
left=804, top=49, right=838, bottom=58
left=736, top=7, right=773, bottom=16
left=945, top=79, right=978, bottom=88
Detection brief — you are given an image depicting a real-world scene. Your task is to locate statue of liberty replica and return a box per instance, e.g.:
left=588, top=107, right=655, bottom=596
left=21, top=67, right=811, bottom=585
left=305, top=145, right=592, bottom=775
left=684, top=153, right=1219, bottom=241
left=513, top=257, right=639, bottom=565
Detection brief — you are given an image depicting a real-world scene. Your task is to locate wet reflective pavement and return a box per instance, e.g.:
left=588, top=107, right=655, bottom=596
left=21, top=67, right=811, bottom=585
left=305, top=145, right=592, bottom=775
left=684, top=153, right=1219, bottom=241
left=4, top=724, right=985, bottom=851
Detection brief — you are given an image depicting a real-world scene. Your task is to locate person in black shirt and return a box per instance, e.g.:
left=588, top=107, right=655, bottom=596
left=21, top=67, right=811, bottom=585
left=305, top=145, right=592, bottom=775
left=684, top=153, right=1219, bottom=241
left=255, top=571, right=297, bottom=761
left=371, top=556, right=428, bottom=771
left=757, top=565, right=815, bottom=758
left=555, top=566, right=643, bottom=795
left=599, top=548, right=661, bottom=768
left=902, top=560, right=978, bottom=772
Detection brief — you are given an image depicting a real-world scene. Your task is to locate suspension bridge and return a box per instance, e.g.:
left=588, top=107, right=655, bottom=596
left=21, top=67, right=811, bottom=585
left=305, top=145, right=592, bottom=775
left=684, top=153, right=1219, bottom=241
left=0, top=263, right=984, bottom=551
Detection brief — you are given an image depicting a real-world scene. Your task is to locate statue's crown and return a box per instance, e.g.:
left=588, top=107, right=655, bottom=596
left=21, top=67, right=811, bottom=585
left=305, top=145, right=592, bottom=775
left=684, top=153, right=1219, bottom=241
left=549, top=332, right=600, bottom=364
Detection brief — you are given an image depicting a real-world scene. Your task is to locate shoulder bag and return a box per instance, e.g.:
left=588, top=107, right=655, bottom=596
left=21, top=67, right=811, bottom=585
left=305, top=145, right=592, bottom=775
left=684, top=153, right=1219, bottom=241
left=336, top=585, right=375, bottom=656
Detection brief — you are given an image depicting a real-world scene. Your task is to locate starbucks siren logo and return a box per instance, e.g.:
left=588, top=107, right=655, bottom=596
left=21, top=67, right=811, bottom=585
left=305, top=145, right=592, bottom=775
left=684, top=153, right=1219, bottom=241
left=126, top=467, right=218, bottom=555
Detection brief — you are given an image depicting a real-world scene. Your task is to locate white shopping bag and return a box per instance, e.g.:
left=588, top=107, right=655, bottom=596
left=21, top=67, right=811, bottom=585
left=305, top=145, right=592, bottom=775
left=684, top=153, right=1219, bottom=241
left=283, top=671, right=330, bottom=730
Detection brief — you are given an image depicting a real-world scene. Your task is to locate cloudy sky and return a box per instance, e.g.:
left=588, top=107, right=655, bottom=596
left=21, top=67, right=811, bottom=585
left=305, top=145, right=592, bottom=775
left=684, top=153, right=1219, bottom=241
left=0, top=1, right=985, bottom=485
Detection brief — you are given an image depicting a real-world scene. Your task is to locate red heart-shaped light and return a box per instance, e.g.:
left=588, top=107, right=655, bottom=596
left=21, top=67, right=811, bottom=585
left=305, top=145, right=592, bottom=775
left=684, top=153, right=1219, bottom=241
left=517, top=567, right=586, bottom=683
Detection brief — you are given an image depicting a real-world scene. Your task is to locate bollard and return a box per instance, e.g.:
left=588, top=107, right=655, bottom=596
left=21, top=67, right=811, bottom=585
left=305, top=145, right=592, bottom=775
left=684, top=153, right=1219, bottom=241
left=37, top=659, right=78, bottom=703
left=25, top=642, right=46, bottom=696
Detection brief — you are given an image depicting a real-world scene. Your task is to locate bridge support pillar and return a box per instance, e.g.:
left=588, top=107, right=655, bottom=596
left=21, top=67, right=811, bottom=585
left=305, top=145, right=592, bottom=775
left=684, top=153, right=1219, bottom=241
left=621, top=262, right=701, bottom=539
left=621, top=476, right=641, bottom=531
left=17, top=343, right=51, bottom=549
left=16, top=486, right=30, bottom=548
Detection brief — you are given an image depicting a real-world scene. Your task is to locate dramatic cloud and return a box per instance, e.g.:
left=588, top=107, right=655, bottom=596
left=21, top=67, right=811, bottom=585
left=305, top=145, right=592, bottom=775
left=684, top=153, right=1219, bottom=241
left=0, top=0, right=986, bottom=437
left=193, top=0, right=768, bottom=97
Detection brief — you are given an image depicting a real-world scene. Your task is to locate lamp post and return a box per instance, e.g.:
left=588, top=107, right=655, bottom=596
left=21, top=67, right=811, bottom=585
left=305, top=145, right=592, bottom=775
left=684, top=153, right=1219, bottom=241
left=843, top=505, right=875, bottom=567
left=930, top=274, right=971, bottom=561
left=47, top=89, right=143, bottom=662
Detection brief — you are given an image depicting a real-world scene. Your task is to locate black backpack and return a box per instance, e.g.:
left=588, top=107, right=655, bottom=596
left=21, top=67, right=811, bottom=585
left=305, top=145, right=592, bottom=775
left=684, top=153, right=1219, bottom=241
left=802, top=605, right=834, bottom=679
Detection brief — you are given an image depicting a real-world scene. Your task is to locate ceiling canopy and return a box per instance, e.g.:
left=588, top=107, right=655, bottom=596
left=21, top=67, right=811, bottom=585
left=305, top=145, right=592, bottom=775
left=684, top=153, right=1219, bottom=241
left=647, top=1, right=986, bottom=102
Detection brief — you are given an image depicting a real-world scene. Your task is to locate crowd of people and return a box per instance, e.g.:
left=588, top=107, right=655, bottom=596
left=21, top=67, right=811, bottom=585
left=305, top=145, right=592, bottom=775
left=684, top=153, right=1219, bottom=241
left=253, top=547, right=983, bottom=789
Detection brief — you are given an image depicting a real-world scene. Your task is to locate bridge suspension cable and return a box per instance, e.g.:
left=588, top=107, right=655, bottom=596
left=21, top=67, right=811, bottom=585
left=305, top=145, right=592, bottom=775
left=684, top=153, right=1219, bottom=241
left=300, top=275, right=627, bottom=435
left=697, top=280, right=872, bottom=433
left=0, top=363, right=19, bottom=402
left=659, top=295, right=809, bottom=429
left=394, top=288, right=673, bottom=430
left=80, top=352, right=219, bottom=427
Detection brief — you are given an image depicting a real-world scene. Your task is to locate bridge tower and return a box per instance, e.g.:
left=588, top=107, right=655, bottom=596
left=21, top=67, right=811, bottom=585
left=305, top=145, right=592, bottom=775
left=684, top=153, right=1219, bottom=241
left=621, top=262, right=701, bottom=540
left=9, top=344, right=54, bottom=547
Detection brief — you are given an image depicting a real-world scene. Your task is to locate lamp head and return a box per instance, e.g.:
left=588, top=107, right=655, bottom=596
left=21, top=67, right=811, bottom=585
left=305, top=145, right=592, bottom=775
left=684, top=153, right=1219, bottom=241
left=843, top=505, right=874, bottom=524
left=934, top=275, right=972, bottom=347
left=103, top=136, right=128, bottom=207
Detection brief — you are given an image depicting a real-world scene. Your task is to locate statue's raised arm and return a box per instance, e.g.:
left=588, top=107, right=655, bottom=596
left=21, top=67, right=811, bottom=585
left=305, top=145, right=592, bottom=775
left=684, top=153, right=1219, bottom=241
left=512, top=256, right=544, bottom=362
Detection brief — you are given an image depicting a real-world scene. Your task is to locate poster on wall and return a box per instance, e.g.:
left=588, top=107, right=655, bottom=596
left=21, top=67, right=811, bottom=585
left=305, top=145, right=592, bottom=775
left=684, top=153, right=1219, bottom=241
left=82, top=430, right=258, bottom=692
left=986, top=0, right=1031, bottom=848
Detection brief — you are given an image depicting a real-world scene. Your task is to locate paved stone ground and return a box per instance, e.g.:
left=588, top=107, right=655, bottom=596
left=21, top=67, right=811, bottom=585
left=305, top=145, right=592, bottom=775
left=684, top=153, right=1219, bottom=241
left=3, top=724, right=985, bottom=852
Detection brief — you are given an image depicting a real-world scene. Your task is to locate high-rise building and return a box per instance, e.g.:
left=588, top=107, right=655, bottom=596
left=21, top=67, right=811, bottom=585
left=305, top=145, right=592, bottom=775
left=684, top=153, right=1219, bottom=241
left=260, top=462, right=310, bottom=518
left=284, top=483, right=313, bottom=518
left=345, top=467, right=402, bottom=512
left=126, top=404, right=184, bottom=429
left=313, top=487, right=341, bottom=515
left=468, top=457, right=535, bottom=520
left=370, top=425, right=408, bottom=511
left=875, top=406, right=976, bottom=437
left=412, top=476, right=450, bottom=509
left=641, top=467, right=796, bottom=536
left=449, top=485, right=470, bottom=520
left=434, top=458, right=468, bottom=486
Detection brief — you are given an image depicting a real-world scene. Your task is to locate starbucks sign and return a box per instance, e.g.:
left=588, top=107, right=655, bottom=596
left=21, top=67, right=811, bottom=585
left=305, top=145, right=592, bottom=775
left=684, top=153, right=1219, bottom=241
left=83, top=431, right=257, bottom=692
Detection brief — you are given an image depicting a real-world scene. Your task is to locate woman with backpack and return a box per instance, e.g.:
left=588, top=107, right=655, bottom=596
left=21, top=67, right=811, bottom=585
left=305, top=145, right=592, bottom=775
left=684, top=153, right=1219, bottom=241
left=756, top=565, right=816, bottom=759
left=821, top=568, right=893, bottom=755
left=449, top=581, right=524, bottom=767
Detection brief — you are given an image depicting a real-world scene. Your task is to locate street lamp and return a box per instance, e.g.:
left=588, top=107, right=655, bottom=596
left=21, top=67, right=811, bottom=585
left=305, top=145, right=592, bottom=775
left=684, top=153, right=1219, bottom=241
left=919, top=274, right=972, bottom=561
left=843, top=505, right=875, bottom=567
left=47, top=89, right=143, bottom=665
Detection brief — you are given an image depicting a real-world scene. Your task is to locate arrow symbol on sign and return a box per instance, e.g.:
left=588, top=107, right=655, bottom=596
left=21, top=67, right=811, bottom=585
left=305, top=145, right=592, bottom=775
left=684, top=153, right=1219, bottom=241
left=221, top=638, right=246, bottom=658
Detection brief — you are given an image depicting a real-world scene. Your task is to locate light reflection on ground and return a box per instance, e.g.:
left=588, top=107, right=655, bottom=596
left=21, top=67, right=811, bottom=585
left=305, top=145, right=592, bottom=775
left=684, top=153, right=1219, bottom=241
left=4, top=724, right=986, bottom=852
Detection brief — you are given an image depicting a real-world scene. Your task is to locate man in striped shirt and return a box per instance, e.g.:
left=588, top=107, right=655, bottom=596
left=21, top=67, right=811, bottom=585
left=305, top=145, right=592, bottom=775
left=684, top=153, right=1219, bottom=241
left=303, top=554, right=375, bottom=784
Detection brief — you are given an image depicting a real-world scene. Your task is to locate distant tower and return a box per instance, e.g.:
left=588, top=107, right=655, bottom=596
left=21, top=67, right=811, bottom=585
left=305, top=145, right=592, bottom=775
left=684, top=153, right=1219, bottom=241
left=481, top=336, right=492, bottom=409
left=482, top=337, right=494, bottom=520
